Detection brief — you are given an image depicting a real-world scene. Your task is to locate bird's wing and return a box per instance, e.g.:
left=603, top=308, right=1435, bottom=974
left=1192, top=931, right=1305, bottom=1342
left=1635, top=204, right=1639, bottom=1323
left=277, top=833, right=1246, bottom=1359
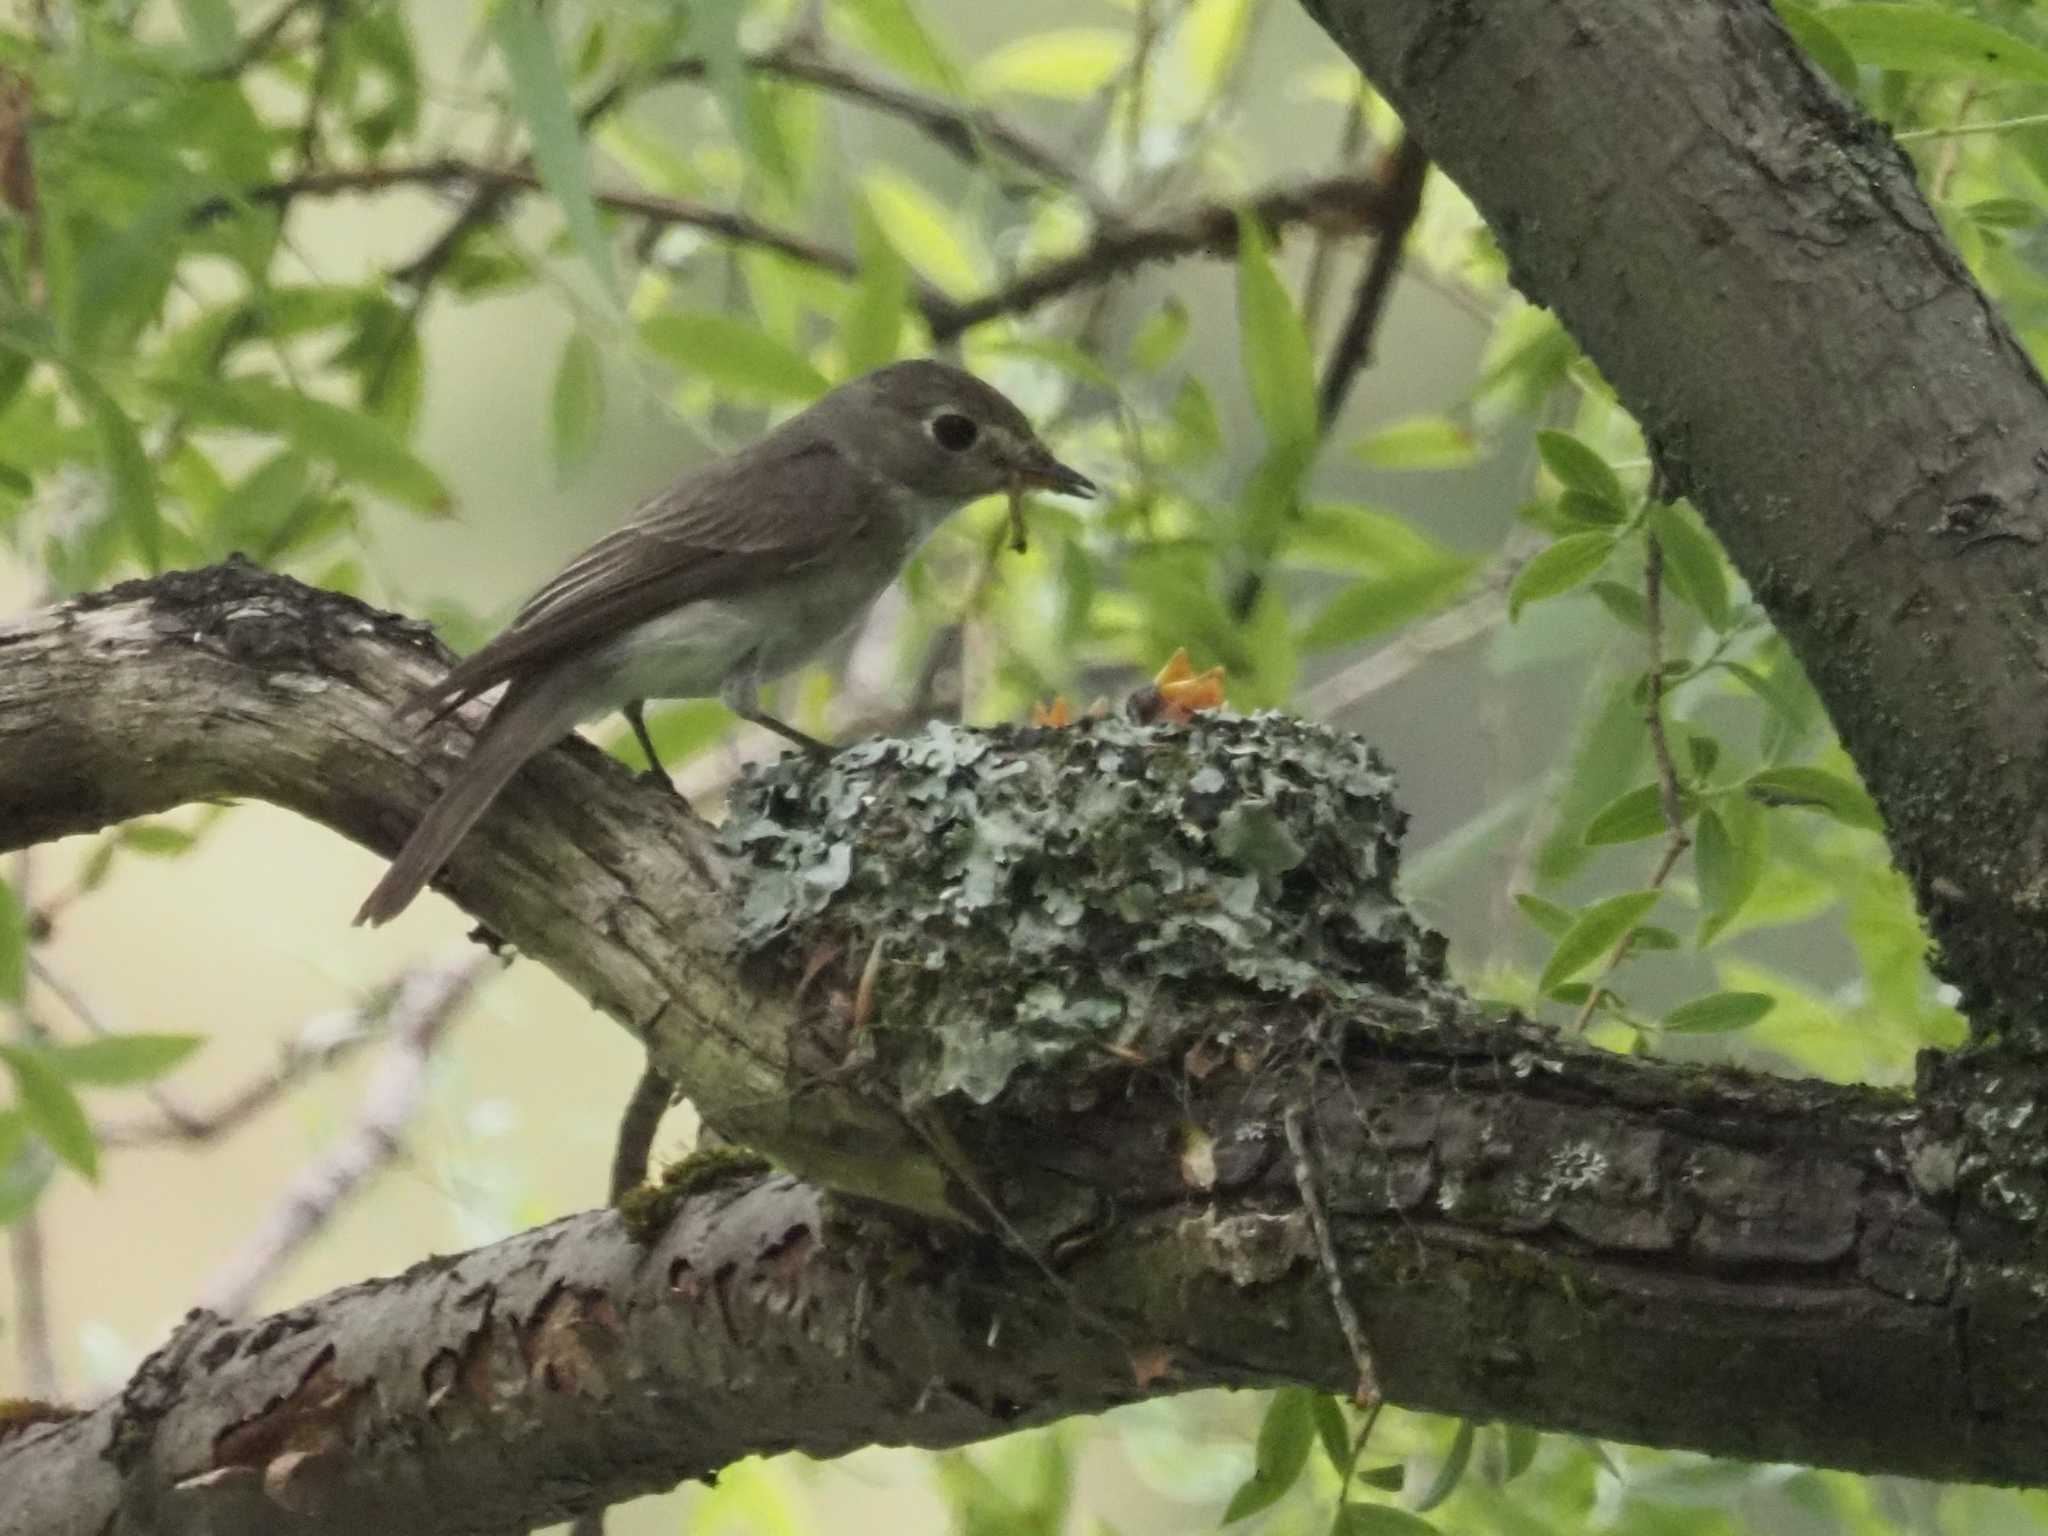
left=413, top=434, right=870, bottom=723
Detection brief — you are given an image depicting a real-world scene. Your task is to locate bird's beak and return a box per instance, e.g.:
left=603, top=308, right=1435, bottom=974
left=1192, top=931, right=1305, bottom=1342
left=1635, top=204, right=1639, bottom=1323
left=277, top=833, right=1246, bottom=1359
left=1015, top=445, right=1096, bottom=499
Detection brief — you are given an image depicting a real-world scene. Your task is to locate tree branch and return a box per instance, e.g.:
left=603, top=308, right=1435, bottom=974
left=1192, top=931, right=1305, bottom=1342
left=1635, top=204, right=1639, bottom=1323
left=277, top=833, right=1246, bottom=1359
left=1299, top=0, right=2048, bottom=1035
left=195, top=951, right=496, bottom=1318
left=3, top=565, right=2048, bottom=1524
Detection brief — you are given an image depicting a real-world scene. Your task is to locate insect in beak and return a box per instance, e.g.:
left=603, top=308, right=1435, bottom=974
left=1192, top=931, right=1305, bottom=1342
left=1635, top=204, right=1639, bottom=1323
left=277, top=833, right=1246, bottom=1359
left=1005, top=449, right=1096, bottom=555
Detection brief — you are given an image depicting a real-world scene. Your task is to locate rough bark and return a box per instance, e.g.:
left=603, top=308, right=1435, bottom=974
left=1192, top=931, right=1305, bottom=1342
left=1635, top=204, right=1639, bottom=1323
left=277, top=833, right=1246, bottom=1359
left=1299, top=0, right=2048, bottom=1038
left=0, top=561, right=944, bottom=1210
left=8, top=982, right=2048, bottom=1533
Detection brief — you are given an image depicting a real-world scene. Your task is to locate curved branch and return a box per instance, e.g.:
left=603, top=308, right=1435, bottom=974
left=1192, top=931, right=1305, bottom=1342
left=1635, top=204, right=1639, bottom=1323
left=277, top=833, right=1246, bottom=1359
left=0, top=562, right=934, bottom=1208
left=1299, top=0, right=2048, bottom=1035
left=4, top=566, right=2047, bottom=1523
left=8, top=998, right=2045, bottom=1533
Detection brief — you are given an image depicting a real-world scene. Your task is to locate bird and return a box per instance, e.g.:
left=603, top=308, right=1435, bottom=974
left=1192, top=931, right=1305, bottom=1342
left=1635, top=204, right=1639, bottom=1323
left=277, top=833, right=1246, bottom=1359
left=353, top=359, right=1095, bottom=927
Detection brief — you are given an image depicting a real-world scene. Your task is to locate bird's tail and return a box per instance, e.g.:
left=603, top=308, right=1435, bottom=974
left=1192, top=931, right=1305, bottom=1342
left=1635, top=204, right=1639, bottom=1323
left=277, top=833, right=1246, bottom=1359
left=354, top=676, right=585, bottom=927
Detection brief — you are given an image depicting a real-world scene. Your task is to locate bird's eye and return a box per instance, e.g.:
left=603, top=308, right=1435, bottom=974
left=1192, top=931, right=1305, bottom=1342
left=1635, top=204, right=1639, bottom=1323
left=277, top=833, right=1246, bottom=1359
left=929, top=412, right=979, bottom=451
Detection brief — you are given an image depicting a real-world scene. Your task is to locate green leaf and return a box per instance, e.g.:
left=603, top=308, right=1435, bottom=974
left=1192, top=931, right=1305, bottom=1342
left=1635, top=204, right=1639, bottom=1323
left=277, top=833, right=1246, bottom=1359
left=1338, top=1507, right=1440, bottom=1536
left=1515, top=892, right=1575, bottom=940
left=1589, top=579, right=1649, bottom=631
left=70, top=372, right=161, bottom=572
left=211, top=451, right=313, bottom=559
left=1355, top=1464, right=1406, bottom=1493
left=1967, top=198, right=2042, bottom=232
left=1661, top=990, right=1776, bottom=1034
left=1684, top=729, right=1721, bottom=783
left=840, top=204, right=909, bottom=378
left=1412, top=1420, right=1474, bottom=1513
left=1508, top=531, right=1615, bottom=619
left=491, top=0, right=620, bottom=300
left=863, top=167, right=987, bottom=297
left=1539, top=889, right=1663, bottom=994
left=1777, top=3, right=1858, bottom=92
left=168, top=378, right=449, bottom=513
left=1557, top=489, right=1626, bottom=529
left=641, top=312, right=829, bottom=402
left=1224, top=1388, right=1317, bottom=1522
left=118, top=822, right=197, bottom=857
left=973, top=28, right=1130, bottom=97
left=0, top=884, right=22, bottom=1003
left=1311, top=1394, right=1353, bottom=1472
left=1353, top=416, right=1481, bottom=470
left=550, top=331, right=603, bottom=474
left=1175, top=0, right=1257, bottom=99
left=1296, top=557, right=1475, bottom=652
left=1583, top=783, right=1694, bottom=846
left=1744, top=765, right=1883, bottom=831
left=836, top=0, right=963, bottom=91
left=1825, top=5, right=2048, bottom=83
left=1649, top=504, right=1731, bottom=629
left=1501, top=1424, right=1541, bottom=1481
left=0, top=1046, right=96, bottom=1180
left=1131, top=298, right=1191, bottom=374
left=1535, top=430, right=1625, bottom=511
left=43, top=1034, right=203, bottom=1086
left=0, top=1112, right=52, bottom=1225
left=176, top=0, right=239, bottom=64
left=1235, top=212, right=1318, bottom=452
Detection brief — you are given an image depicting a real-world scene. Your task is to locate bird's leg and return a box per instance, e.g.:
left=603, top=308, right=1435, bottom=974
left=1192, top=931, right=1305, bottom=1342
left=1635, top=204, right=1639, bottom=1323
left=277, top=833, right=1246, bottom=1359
left=721, top=674, right=834, bottom=757
left=734, top=704, right=835, bottom=758
left=622, top=699, right=676, bottom=791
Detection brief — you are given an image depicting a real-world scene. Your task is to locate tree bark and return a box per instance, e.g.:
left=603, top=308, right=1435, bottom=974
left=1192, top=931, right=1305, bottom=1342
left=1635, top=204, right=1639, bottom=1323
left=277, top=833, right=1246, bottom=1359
left=1299, top=0, right=2048, bottom=1037
left=4, top=570, right=2048, bottom=1528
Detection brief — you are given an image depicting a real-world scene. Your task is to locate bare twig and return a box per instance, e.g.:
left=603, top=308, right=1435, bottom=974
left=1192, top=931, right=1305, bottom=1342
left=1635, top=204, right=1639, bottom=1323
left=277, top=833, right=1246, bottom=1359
left=1572, top=530, right=1691, bottom=1033
left=931, top=172, right=1393, bottom=340
left=1301, top=92, right=1370, bottom=338
left=583, top=46, right=1109, bottom=215
left=607, top=1063, right=674, bottom=1203
left=28, top=954, right=204, bottom=1139
left=1283, top=1103, right=1379, bottom=1407
left=7, top=851, right=56, bottom=1399
left=1301, top=547, right=1524, bottom=721
left=95, top=965, right=451, bottom=1148
left=195, top=951, right=498, bottom=1317
left=1317, top=135, right=1430, bottom=430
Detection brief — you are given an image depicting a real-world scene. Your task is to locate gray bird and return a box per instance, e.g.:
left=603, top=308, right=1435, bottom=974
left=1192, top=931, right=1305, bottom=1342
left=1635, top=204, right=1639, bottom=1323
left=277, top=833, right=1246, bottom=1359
left=354, top=359, right=1094, bottom=926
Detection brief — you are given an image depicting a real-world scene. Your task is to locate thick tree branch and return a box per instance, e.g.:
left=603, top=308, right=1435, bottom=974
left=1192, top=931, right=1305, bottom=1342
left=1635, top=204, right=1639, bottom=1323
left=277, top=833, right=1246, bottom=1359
left=0, top=562, right=937, bottom=1213
left=1298, top=0, right=2048, bottom=1035
left=3, top=566, right=2048, bottom=1528
left=7, top=987, right=2046, bottom=1532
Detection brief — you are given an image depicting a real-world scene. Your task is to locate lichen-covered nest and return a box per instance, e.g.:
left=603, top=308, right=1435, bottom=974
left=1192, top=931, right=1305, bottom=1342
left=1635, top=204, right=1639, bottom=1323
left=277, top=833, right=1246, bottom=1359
left=722, top=711, right=1445, bottom=1111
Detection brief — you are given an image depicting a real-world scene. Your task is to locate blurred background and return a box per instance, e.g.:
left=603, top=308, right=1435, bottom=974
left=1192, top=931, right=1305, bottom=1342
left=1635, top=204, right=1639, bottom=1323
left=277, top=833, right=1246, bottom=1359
left=0, top=0, right=2031, bottom=1531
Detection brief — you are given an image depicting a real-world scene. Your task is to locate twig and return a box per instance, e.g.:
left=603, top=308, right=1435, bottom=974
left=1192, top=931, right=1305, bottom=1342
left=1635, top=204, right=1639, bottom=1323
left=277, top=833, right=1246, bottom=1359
left=1283, top=1103, right=1379, bottom=1407
left=8, top=1203, right=56, bottom=1398
left=28, top=954, right=204, bottom=1139
left=95, top=966, right=444, bottom=1148
left=931, top=172, right=1394, bottom=340
left=583, top=46, right=1109, bottom=215
left=292, top=0, right=344, bottom=170
left=1300, top=546, right=1524, bottom=720
left=1572, top=531, right=1691, bottom=1032
left=195, top=952, right=497, bottom=1317
left=206, top=0, right=321, bottom=77
left=1317, top=135, right=1430, bottom=430
left=1300, top=92, right=1369, bottom=338
left=607, top=1063, right=673, bottom=1202
left=8, top=850, right=56, bottom=1398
